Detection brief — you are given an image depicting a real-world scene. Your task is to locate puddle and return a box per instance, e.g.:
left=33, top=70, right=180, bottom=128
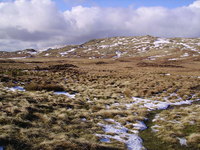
left=100, top=138, right=110, bottom=143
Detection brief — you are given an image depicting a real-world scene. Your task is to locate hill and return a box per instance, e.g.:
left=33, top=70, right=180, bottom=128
left=1, top=36, right=200, bottom=61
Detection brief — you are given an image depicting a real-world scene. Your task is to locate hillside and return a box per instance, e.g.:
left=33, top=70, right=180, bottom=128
left=1, top=36, right=200, bottom=61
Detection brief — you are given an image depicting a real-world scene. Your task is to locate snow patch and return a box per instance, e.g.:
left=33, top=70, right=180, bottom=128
left=126, top=97, right=170, bottom=111
left=154, top=38, right=170, bottom=47
left=172, top=100, right=193, bottom=106
left=151, top=125, right=161, bottom=133
left=9, top=57, right=27, bottom=59
left=179, top=43, right=198, bottom=52
left=60, top=48, right=76, bottom=56
left=116, top=51, right=122, bottom=58
left=96, top=119, right=145, bottom=150
left=54, top=91, right=76, bottom=99
left=99, top=45, right=109, bottom=48
left=81, top=118, right=87, bottom=121
left=168, top=58, right=180, bottom=61
left=133, top=121, right=147, bottom=130
left=89, top=57, right=96, bottom=59
left=68, top=48, right=76, bottom=52
left=99, top=42, right=123, bottom=49
left=60, top=51, right=68, bottom=56
left=181, top=53, right=189, bottom=57
left=6, top=86, right=25, bottom=92
left=177, top=137, right=187, bottom=146
left=27, top=51, right=38, bottom=55
left=124, top=95, right=199, bottom=112
left=147, top=55, right=166, bottom=60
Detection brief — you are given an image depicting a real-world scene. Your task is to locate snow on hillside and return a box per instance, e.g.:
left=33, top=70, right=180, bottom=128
left=154, top=38, right=170, bottom=47
left=1, top=36, right=200, bottom=59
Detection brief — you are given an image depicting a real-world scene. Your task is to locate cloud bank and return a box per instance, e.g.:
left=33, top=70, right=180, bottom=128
left=0, top=0, right=200, bottom=51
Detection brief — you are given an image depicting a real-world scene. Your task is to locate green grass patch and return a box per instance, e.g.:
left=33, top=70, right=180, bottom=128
left=140, top=109, right=199, bottom=150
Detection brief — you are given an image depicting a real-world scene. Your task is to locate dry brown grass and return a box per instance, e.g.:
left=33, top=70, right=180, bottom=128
left=0, top=56, right=200, bottom=149
left=187, top=133, right=200, bottom=144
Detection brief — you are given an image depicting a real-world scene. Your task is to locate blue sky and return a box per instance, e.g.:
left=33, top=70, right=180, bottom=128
left=55, top=0, right=196, bottom=11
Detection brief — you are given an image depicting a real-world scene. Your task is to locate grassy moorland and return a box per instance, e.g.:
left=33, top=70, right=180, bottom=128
left=0, top=56, right=200, bottom=150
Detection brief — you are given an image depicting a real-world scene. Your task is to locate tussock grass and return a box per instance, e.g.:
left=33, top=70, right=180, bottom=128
left=25, top=83, right=65, bottom=91
left=187, top=133, right=200, bottom=144
left=0, top=56, right=200, bottom=149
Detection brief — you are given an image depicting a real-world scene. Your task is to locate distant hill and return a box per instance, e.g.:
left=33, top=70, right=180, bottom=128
left=0, top=49, right=37, bottom=59
left=1, top=36, right=200, bottom=61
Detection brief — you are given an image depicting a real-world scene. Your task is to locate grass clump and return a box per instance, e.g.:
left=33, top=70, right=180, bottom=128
left=25, top=83, right=65, bottom=91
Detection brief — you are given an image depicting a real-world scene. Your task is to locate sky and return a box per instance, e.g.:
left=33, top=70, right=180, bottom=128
left=56, top=0, right=196, bottom=9
left=0, top=0, right=200, bottom=51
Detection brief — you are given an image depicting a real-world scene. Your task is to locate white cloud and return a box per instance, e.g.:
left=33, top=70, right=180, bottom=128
left=189, top=0, right=200, bottom=8
left=0, top=0, right=200, bottom=51
left=64, top=0, right=86, bottom=4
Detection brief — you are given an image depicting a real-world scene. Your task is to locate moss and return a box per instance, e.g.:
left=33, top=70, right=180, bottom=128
left=182, top=125, right=200, bottom=137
